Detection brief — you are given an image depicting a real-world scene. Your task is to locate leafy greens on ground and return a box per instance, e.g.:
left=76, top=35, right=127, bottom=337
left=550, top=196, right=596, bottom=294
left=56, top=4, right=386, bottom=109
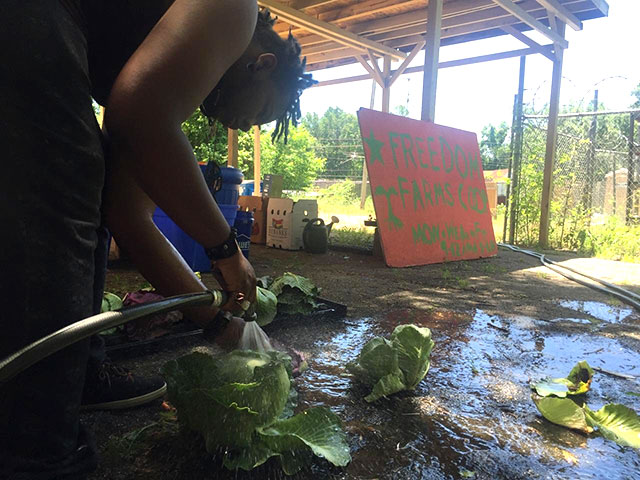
left=267, top=272, right=319, bottom=315
left=530, top=361, right=640, bottom=448
left=347, top=324, right=435, bottom=402
left=162, top=350, right=351, bottom=474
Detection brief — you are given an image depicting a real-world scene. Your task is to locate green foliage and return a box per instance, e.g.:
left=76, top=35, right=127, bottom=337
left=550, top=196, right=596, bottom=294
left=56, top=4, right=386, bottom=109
left=393, top=105, right=410, bottom=117
left=162, top=351, right=351, bottom=473
left=581, top=217, right=640, bottom=263
left=319, top=180, right=359, bottom=206
left=303, top=107, right=364, bottom=177
left=260, top=126, right=326, bottom=191
left=330, top=227, right=374, bottom=249
left=181, top=110, right=228, bottom=164
left=632, top=82, right=640, bottom=108
left=347, top=324, right=434, bottom=402
left=480, top=122, right=511, bottom=170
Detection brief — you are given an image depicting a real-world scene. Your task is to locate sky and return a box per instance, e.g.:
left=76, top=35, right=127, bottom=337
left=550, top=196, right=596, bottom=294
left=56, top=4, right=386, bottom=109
left=297, top=0, right=640, bottom=138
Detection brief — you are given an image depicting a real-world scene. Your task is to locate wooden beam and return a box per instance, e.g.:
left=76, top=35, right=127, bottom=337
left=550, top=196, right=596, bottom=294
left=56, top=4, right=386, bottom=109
left=535, top=0, right=582, bottom=30
left=366, top=49, right=385, bottom=82
left=501, top=24, right=555, bottom=60
left=302, top=1, right=591, bottom=66
left=421, top=0, right=443, bottom=122
left=274, top=0, right=425, bottom=36
left=491, top=0, right=568, bottom=48
left=288, top=0, right=337, bottom=10
left=355, top=54, right=383, bottom=87
left=227, top=128, right=238, bottom=168
left=257, top=0, right=406, bottom=60
left=311, top=45, right=554, bottom=87
left=389, top=41, right=425, bottom=86
left=539, top=20, right=566, bottom=248
left=253, top=126, right=261, bottom=195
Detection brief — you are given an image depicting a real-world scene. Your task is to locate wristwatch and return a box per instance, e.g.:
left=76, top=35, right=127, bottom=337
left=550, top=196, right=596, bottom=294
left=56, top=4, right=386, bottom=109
left=202, top=309, right=232, bottom=340
left=204, top=228, right=239, bottom=261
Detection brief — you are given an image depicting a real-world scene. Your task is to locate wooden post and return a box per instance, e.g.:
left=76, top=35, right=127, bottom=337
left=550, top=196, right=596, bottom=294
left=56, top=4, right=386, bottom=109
left=627, top=113, right=637, bottom=225
left=360, top=79, right=377, bottom=209
left=421, top=0, right=442, bottom=122
left=227, top=128, right=238, bottom=168
left=583, top=90, right=598, bottom=223
left=538, top=21, right=566, bottom=248
left=503, top=93, right=518, bottom=243
left=382, top=56, right=391, bottom=113
left=253, top=126, right=261, bottom=195
left=509, top=56, right=526, bottom=245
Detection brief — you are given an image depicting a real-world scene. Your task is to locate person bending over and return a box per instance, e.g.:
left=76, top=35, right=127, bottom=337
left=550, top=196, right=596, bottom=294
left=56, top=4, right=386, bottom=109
left=0, top=1, right=313, bottom=479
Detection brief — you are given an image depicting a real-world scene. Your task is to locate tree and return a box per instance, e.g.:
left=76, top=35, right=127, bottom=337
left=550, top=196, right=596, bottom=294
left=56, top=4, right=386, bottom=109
left=181, top=109, right=228, bottom=164
left=302, top=107, right=363, bottom=178
left=479, top=122, right=511, bottom=170
left=632, top=83, right=640, bottom=108
left=259, top=126, right=325, bottom=191
left=393, top=105, right=410, bottom=117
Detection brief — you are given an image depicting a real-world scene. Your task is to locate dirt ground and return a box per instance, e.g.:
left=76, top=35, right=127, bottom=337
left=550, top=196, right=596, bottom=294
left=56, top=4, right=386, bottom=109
left=86, top=245, right=640, bottom=479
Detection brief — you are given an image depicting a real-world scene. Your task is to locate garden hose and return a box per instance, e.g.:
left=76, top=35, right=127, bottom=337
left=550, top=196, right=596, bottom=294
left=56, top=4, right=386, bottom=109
left=498, top=243, right=640, bottom=311
left=0, top=290, right=227, bottom=385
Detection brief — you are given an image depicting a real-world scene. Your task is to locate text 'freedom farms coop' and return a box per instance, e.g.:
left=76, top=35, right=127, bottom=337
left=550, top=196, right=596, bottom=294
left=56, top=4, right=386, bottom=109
left=357, top=108, right=497, bottom=267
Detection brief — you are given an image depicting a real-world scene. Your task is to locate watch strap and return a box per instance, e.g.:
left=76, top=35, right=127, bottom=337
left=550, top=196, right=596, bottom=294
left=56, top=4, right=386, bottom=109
left=205, top=228, right=239, bottom=261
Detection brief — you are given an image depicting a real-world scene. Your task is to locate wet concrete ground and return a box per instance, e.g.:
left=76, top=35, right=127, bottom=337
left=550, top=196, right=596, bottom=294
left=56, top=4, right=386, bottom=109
left=265, top=301, right=640, bottom=480
left=89, top=249, right=640, bottom=479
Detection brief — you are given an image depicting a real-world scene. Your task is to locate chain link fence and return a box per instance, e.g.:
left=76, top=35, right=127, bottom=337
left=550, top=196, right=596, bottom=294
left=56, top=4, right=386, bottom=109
left=508, top=110, right=640, bottom=250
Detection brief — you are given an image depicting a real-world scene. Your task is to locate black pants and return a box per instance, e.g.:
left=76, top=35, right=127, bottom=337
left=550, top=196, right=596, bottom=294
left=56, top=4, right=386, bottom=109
left=0, top=1, right=106, bottom=478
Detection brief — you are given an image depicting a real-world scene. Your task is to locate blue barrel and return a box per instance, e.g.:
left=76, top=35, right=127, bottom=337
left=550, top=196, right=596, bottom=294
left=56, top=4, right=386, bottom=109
left=234, top=210, right=254, bottom=259
left=152, top=204, right=238, bottom=273
left=214, top=167, right=244, bottom=205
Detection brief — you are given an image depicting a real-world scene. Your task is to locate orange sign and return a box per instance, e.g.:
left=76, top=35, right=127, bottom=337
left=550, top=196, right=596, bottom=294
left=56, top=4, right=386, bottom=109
left=358, top=108, right=497, bottom=267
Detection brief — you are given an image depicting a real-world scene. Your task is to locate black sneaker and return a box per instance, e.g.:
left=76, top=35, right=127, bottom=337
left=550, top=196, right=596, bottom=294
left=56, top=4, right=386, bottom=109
left=81, top=362, right=167, bottom=411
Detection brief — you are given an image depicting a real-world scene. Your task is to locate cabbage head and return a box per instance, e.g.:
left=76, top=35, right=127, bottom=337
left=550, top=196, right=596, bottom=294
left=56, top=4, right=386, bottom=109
left=163, top=350, right=351, bottom=474
left=347, top=324, right=434, bottom=402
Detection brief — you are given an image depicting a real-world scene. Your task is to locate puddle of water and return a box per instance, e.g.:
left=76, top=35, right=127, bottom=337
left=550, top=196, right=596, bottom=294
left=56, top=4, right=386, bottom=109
left=558, top=300, right=634, bottom=324
left=274, top=308, right=640, bottom=479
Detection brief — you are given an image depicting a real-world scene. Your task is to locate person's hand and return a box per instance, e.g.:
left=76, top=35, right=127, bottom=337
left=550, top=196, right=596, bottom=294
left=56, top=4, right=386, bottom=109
left=210, top=315, right=245, bottom=351
left=213, top=250, right=256, bottom=313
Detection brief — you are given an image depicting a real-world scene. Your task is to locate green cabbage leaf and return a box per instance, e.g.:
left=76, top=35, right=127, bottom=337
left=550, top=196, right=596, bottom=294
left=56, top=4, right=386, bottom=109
left=347, top=324, right=434, bottom=402
left=530, top=361, right=640, bottom=448
left=255, top=287, right=278, bottom=326
left=162, top=350, right=351, bottom=474
left=268, top=273, right=319, bottom=315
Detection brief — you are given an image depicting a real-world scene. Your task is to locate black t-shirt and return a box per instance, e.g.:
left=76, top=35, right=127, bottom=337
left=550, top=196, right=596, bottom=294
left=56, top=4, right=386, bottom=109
left=61, top=0, right=174, bottom=105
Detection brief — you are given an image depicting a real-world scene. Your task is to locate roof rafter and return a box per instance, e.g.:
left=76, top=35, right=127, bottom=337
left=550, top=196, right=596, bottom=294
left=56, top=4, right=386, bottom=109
left=257, top=0, right=406, bottom=60
left=491, top=0, right=569, bottom=47
left=534, top=0, right=583, bottom=30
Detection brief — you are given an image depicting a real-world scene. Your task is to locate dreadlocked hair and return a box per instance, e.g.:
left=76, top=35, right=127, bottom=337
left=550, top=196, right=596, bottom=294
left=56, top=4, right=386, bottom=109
left=254, top=9, right=316, bottom=143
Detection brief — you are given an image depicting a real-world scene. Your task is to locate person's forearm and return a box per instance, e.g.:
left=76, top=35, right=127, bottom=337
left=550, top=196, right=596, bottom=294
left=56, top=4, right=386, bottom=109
left=108, top=123, right=230, bottom=250
left=108, top=204, right=218, bottom=327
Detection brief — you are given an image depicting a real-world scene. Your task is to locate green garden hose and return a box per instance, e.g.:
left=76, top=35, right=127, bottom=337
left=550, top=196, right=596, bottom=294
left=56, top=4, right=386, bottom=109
left=0, top=290, right=227, bottom=384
